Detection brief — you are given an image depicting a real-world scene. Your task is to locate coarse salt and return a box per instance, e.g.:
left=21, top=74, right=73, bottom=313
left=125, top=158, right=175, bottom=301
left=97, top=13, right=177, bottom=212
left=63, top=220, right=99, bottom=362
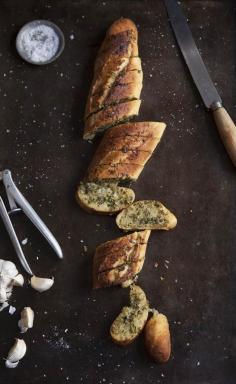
left=19, top=24, right=59, bottom=63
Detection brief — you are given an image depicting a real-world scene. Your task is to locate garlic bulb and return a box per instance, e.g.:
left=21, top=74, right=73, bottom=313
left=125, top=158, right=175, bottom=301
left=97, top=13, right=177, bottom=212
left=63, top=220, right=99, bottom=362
left=0, top=259, right=24, bottom=309
left=18, top=307, right=34, bottom=333
left=30, top=275, right=54, bottom=292
left=5, top=338, right=26, bottom=368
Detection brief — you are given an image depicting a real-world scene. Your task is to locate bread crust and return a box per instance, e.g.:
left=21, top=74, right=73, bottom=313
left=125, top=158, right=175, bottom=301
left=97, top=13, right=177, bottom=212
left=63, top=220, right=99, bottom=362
left=93, top=230, right=151, bottom=288
left=86, top=122, right=166, bottom=180
left=145, top=313, right=171, bottom=363
left=84, top=18, right=140, bottom=138
left=106, top=18, right=138, bottom=56
left=83, top=100, right=141, bottom=140
left=104, top=121, right=166, bottom=139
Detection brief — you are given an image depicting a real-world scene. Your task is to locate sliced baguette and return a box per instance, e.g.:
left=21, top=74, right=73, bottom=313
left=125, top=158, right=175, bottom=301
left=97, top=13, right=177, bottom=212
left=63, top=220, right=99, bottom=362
left=116, top=200, right=177, bottom=231
left=83, top=99, right=141, bottom=140
left=93, top=230, right=151, bottom=288
left=110, top=285, right=149, bottom=345
left=76, top=181, right=135, bottom=214
left=86, top=122, right=166, bottom=181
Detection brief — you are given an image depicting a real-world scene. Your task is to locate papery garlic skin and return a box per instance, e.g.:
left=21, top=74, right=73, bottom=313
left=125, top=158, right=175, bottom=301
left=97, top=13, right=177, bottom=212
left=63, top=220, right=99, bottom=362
left=0, top=259, right=24, bottom=309
left=30, top=276, right=54, bottom=292
left=12, top=274, right=24, bottom=287
left=5, top=360, right=19, bottom=369
left=7, top=339, right=26, bottom=363
left=18, top=307, right=34, bottom=333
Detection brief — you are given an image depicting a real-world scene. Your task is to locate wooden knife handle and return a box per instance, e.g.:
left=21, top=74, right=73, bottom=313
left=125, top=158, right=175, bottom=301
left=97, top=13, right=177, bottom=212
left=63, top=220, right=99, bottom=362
left=212, top=106, right=236, bottom=167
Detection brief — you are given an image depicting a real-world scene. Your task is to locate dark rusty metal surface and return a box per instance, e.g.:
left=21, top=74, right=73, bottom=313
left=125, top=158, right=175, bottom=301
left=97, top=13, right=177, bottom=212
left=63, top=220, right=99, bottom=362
left=0, top=1, right=236, bottom=383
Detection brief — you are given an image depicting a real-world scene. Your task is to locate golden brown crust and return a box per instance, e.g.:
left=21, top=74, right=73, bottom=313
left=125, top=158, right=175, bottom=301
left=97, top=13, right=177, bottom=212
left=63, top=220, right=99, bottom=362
left=105, top=121, right=166, bottom=139
left=84, top=18, right=140, bottom=138
left=104, top=81, right=142, bottom=106
left=89, top=149, right=152, bottom=168
left=145, top=313, right=171, bottom=363
left=87, top=162, right=144, bottom=181
left=93, top=230, right=151, bottom=288
left=86, top=122, right=166, bottom=181
left=126, top=57, right=142, bottom=71
left=106, top=18, right=138, bottom=56
left=83, top=100, right=141, bottom=140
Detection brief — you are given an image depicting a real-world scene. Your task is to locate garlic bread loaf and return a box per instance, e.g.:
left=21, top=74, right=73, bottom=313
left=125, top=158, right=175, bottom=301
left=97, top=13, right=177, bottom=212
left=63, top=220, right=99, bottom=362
left=110, top=285, right=149, bottom=345
left=86, top=122, right=166, bottom=181
left=76, top=182, right=135, bottom=214
left=93, top=230, right=151, bottom=288
left=116, top=200, right=177, bottom=231
left=84, top=18, right=142, bottom=140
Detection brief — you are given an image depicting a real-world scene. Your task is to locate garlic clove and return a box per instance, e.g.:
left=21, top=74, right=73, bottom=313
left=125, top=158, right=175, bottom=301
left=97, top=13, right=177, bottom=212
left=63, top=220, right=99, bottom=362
left=2, top=261, right=18, bottom=278
left=5, top=360, right=19, bottom=369
left=30, top=275, right=54, bottom=293
left=18, top=307, right=34, bottom=333
left=12, top=274, right=24, bottom=287
left=7, top=338, right=26, bottom=363
left=0, top=287, right=7, bottom=304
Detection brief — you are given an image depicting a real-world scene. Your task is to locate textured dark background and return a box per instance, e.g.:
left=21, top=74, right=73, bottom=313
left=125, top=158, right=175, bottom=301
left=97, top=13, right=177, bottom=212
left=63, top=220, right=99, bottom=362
left=0, top=0, right=235, bottom=383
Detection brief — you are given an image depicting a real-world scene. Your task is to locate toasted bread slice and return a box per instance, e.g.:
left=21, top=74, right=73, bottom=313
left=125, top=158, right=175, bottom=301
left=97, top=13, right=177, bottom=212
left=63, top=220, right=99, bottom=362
left=86, top=122, right=165, bottom=181
left=84, top=100, right=141, bottom=140
left=93, top=230, right=151, bottom=288
left=87, top=162, right=144, bottom=181
left=76, top=181, right=135, bottom=214
left=110, top=285, right=149, bottom=345
left=84, top=18, right=140, bottom=138
left=145, top=313, right=171, bottom=363
left=116, top=200, right=177, bottom=231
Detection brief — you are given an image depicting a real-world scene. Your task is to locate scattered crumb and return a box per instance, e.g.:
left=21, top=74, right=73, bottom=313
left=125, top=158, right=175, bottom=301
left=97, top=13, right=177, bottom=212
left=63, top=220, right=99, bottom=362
left=21, top=238, right=28, bottom=245
left=9, top=305, right=16, bottom=315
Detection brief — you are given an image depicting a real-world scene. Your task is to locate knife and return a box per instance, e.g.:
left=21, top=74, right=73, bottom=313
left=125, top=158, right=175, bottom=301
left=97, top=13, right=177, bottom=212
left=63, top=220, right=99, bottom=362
left=164, top=0, right=236, bottom=167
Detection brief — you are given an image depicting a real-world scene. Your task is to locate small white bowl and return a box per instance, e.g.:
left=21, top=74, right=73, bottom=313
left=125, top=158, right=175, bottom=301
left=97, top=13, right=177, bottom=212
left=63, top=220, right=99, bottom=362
left=16, top=20, right=65, bottom=65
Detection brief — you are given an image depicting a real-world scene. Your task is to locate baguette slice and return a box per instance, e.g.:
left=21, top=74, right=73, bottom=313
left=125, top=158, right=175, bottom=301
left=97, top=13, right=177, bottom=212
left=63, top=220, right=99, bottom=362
left=76, top=182, right=135, bottom=214
left=116, top=200, right=177, bottom=231
left=86, top=122, right=166, bottom=181
left=145, top=313, right=171, bottom=363
left=84, top=99, right=141, bottom=140
left=93, top=230, right=151, bottom=288
left=110, top=285, right=149, bottom=345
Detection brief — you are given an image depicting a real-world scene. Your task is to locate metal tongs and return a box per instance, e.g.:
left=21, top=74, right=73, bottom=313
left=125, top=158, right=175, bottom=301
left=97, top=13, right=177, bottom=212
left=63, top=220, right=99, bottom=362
left=0, top=169, right=63, bottom=276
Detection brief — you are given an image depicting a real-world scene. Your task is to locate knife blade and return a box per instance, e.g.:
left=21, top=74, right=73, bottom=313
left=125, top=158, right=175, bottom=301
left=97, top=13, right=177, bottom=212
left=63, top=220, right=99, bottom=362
left=164, top=0, right=236, bottom=167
